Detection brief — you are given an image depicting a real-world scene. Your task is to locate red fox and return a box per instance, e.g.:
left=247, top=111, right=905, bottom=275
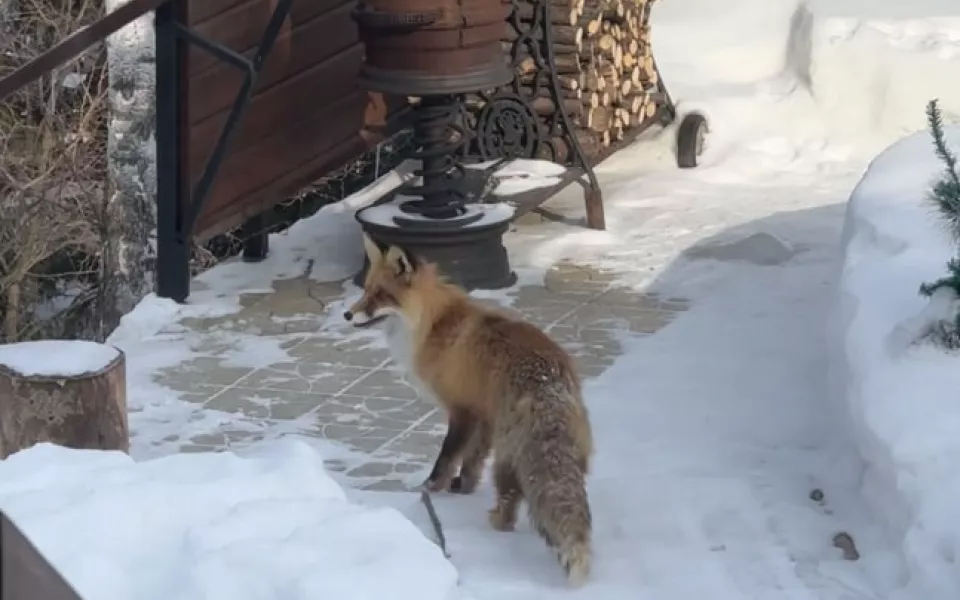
left=344, top=234, right=594, bottom=586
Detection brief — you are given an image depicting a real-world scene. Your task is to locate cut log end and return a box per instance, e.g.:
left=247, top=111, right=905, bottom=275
left=492, top=0, right=668, bottom=159
left=0, top=340, right=129, bottom=459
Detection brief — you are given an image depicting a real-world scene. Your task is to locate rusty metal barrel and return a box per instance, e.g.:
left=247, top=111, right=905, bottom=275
left=352, top=0, right=513, bottom=95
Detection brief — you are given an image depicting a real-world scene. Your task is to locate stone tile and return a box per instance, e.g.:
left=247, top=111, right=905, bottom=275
left=188, top=432, right=229, bottom=448
left=594, top=287, right=692, bottom=312
left=154, top=357, right=253, bottom=389
left=511, top=284, right=580, bottom=308
left=237, top=363, right=370, bottom=394
left=393, top=463, right=424, bottom=474
left=361, top=479, right=414, bottom=492
left=567, top=303, right=678, bottom=334
left=224, top=429, right=265, bottom=448
left=542, top=262, right=616, bottom=298
left=346, top=462, right=396, bottom=478
left=315, top=395, right=435, bottom=431
left=573, top=354, right=618, bottom=379
left=307, top=422, right=402, bottom=454
left=165, top=388, right=218, bottom=406
left=548, top=325, right=622, bottom=379
left=178, top=443, right=222, bottom=454
left=160, top=260, right=692, bottom=492
left=513, top=299, right=582, bottom=329
left=379, top=430, right=441, bottom=463
left=412, top=405, right=447, bottom=437
left=262, top=280, right=329, bottom=317
left=340, top=369, right=420, bottom=399
left=204, top=387, right=274, bottom=419
left=549, top=325, right=620, bottom=354
left=287, top=333, right=389, bottom=368
left=204, top=388, right=330, bottom=420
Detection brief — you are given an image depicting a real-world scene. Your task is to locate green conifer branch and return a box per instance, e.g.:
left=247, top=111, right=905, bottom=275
left=920, top=100, right=960, bottom=303
left=925, top=99, right=960, bottom=241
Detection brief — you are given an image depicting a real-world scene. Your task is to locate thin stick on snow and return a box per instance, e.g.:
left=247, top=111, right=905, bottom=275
left=420, top=488, right=450, bottom=558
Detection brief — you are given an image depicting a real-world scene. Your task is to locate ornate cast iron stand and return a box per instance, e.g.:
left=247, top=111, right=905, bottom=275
left=350, top=0, right=518, bottom=290
left=459, top=0, right=607, bottom=229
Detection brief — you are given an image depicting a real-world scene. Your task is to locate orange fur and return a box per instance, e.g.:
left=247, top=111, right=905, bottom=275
left=345, top=235, right=594, bottom=586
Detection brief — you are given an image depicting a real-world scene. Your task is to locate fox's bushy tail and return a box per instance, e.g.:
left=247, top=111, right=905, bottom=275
left=522, top=438, right=593, bottom=587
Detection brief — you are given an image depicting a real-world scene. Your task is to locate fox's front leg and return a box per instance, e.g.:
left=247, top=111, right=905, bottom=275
left=425, top=408, right=475, bottom=492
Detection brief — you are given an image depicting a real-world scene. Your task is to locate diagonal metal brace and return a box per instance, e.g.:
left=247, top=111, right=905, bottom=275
left=172, top=0, right=294, bottom=241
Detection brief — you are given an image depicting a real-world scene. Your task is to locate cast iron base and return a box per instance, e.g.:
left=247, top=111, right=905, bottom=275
left=353, top=203, right=516, bottom=292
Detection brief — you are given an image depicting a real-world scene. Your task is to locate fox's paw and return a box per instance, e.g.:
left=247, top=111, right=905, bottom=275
left=488, top=507, right=516, bottom=532
left=449, top=475, right=479, bottom=495
left=423, top=475, right=452, bottom=493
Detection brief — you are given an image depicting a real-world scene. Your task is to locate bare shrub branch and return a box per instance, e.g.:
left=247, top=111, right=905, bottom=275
left=0, top=0, right=107, bottom=341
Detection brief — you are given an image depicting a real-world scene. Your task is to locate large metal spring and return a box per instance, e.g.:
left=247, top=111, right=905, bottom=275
left=402, top=95, right=469, bottom=220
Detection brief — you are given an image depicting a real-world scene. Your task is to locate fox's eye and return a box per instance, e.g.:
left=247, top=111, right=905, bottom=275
left=379, top=290, right=397, bottom=305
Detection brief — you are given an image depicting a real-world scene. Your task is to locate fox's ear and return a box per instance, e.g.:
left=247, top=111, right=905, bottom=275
left=385, top=245, right=416, bottom=276
left=362, top=233, right=382, bottom=263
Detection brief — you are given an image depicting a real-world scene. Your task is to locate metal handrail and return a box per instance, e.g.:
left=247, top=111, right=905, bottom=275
left=0, top=0, right=168, bottom=102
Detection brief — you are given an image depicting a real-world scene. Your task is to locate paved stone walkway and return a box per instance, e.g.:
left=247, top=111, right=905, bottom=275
left=152, top=260, right=688, bottom=490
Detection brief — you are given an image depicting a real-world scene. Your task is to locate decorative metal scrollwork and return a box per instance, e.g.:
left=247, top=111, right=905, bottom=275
left=474, top=92, right=540, bottom=160
left=460, top=0, right=601, bottom=203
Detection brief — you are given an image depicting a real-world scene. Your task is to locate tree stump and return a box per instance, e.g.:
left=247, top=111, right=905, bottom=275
left=0, top=340, right=129, bottom=459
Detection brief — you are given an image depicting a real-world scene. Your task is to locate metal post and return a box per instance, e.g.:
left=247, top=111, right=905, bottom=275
left=154, top=0, right=190, bottom=302
left=240, top=214, right=270, bottom=263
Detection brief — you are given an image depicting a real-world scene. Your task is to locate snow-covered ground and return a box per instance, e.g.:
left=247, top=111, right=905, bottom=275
left=3, top=0, right=960, bottom=598
left=835, top=125, right=960, bottom=598
left=0, top=440, right=460, bottom=600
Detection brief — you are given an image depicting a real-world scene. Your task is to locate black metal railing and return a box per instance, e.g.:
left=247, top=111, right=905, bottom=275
left=0, top=0, right=293, bottom=303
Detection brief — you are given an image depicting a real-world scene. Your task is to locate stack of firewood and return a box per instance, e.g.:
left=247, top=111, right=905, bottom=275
left=504, top=0, right=667, bottom=160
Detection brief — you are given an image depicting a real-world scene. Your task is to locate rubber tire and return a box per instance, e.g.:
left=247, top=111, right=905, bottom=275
left=676, top=112, right=707, bottom=169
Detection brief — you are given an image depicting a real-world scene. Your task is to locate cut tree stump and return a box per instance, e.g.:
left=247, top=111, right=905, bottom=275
left=0, top=340, right=129, bottom=459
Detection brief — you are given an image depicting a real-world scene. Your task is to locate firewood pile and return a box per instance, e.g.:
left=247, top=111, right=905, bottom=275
left=502, top=0, right=669, bottom=161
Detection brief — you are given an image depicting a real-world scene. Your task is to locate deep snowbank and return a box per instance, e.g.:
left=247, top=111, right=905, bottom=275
left=836, top=125, right=960, bottom=597
left=801, top=0, right=960, bottom=146
left=0, top=440, right=462, bottom=600
left=653, top=0, right=960, bottom=159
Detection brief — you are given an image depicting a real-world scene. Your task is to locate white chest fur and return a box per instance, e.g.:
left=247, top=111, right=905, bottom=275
left=382, top=316, right=436, bottom=403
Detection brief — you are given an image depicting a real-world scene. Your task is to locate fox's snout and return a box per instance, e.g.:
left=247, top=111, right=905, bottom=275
left=343, top=310, right=354, bottom=321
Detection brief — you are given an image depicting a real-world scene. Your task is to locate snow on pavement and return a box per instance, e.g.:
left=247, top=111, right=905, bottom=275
left=370, top=169, right=904, bottom=598
left=2, top=0, right=960, bottom=598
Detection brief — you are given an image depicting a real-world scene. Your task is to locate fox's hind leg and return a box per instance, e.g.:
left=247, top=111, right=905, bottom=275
left=425, top=408, right=475, bottom=492
left=451, top=420, right=492, bottom=494
left=488, top=460, right=522, bottom=532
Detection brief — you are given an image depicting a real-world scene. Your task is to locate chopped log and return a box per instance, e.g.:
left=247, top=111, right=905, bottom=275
left=531, top=96, right=584, bottom=118
left=517, top=54, right=581, bottom=76
left=586, top=106, right=612, bottom=131
left=497, top=0, right=669, bottom=164
left=644, top=100, right=657, bottom=118
left=516, top=3, right=581, bottom=27
left=558, top=75, right=580, bottom=91
left=0, top=340, right=128, bottom=458
left=539, top=129, right=604, bottom=162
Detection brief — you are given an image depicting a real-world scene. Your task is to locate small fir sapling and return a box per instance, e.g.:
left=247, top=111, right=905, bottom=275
left=917, top=99, right=960, bottom=349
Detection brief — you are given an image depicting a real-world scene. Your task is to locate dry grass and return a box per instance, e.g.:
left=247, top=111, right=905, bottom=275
left=0, top=0, right=107, bottom=342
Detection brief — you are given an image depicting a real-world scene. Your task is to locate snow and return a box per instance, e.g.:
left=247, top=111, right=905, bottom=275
left=835, top=125, right=960, bottom=598
left=0, top=439, right=460, bottom=600
left=0, top=340, right=120, bottom=377
left=7, top=0, right=960, bottom=598
left=359, top=198, right=515, bottom=228
left=105, top=165, right=414, bottom=455
left=486, top=159, right=566, bottom=197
